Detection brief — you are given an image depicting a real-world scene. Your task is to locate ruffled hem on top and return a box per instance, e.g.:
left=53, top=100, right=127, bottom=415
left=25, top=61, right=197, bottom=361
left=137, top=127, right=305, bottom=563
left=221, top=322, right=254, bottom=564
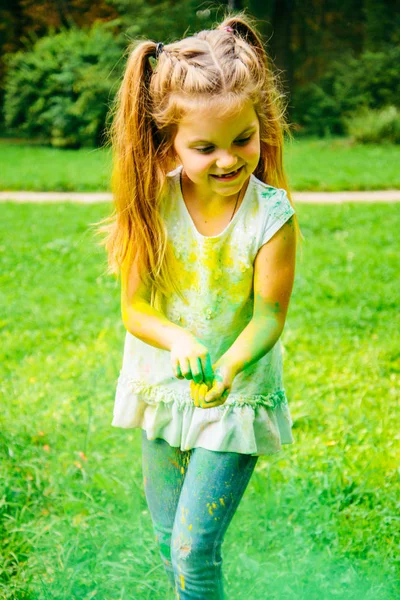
left=112, top=373, right=294, bottom=456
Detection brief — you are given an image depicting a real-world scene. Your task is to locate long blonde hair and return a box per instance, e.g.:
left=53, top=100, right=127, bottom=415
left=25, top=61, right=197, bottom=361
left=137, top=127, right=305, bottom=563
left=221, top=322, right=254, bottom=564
left=95, top=10, right=304, bottom=308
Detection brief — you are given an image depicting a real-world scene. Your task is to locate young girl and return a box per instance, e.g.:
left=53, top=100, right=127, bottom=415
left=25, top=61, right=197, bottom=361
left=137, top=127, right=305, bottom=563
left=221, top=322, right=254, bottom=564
left=99, top=10, right=302, bottom=600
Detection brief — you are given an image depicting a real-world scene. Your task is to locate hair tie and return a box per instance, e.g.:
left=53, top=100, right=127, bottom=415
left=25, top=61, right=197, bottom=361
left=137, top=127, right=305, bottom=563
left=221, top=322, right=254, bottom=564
left=155, top=42, right=164, bottom=59
left=223, top=26, right=234, bottom=33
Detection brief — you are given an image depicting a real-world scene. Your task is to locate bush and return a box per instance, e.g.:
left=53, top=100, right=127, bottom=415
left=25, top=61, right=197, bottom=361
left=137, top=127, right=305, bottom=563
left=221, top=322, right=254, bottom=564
left=291, top=45, right=400, bottom=138
left=3, top=22, right=124, bottom=148
left=343, top=105, right=400, bottom=144
left=290, top=80, right=343, bottom=137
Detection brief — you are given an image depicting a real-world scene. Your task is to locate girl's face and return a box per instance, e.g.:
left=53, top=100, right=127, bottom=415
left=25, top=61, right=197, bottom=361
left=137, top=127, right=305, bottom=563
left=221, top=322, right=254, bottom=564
left=173, top=99, right=260, bottom=201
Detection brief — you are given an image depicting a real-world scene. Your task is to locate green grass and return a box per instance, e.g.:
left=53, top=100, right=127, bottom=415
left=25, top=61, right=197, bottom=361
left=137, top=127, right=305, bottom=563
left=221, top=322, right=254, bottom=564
left=0, top=141, right=112, bottom=192
left=1, top=137, right=400, bottom=192
left=1, top=201, right=399, bottom=599
left=284, top=136, right=400, bottom=191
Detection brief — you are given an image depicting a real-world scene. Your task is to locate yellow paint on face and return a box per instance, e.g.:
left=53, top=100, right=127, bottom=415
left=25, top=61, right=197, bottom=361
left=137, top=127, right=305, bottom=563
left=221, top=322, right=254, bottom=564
left=219, top=497, right=225, bottom=506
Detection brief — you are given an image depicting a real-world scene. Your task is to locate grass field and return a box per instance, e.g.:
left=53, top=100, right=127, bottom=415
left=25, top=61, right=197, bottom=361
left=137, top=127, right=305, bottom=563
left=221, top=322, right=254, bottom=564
left=1, top=137, right=399, bottom=192
left=1, top=201, right=399, bottom=599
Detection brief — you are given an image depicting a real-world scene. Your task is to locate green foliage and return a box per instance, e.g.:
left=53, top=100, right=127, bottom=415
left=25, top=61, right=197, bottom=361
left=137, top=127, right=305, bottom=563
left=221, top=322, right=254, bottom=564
left=291, top=82, right=342, bottom=137
left=343, top=105, right=400, bottom=144
left=292, top=46, right=400, bottom=138
left=2, top=1, right=220, bottom=149
left=108, top=0, right=219, bottom=42
left=3, top=22, right=124, bottom=149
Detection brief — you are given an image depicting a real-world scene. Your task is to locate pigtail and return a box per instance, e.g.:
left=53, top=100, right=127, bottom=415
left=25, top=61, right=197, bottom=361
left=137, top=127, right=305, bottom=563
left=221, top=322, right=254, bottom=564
left=110, top=41, right=162, bottom=273
left=94, top=40, right=187, bottom=307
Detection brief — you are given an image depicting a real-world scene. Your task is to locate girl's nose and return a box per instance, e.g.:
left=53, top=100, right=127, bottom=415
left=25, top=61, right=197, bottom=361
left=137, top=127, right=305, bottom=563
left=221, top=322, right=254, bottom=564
left=216, top=151, right=238, bottom=171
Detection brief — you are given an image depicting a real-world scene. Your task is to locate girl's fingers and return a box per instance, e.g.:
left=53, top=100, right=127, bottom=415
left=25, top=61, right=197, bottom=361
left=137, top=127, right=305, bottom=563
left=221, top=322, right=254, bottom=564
left=192, top=381, right=200, bottom=407
left=171, top=359, right=182, bottom=379
left=205, top=383, right=226, bottom=403
left=204, top=384, right=216, bottom=403
left=190, top=380, right=195, bottom=402
left=202, top=354, right=214, bottom=387
left=180, top=357, right=192, bottom=380
left=189, top=356, right=203, bottom=384
left=198, top=383, right=208, bottom=403
left=191, top=381, right=228, bottom=409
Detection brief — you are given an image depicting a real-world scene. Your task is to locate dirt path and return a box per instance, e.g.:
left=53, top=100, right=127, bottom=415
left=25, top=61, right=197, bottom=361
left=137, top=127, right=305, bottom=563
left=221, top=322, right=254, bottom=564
left=0, top=190, right=400, bottom=203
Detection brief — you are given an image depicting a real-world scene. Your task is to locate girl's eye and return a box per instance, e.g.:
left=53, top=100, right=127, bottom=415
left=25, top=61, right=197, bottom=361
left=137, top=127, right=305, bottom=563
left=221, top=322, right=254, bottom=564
left=195, top=136, right=252, bottom=154
left=235, top=136, right=252, bottom=145
left=195, top=147, right=214, bottom=154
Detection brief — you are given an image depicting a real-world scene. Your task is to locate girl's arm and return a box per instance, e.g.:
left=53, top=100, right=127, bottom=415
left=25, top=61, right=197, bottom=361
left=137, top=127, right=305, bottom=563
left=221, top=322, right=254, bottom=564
left=216, top=216, right=296, bottom=378
left=123, top=296, right=189, bottom=351
left=121, top=259, right=215, bottom=385
left=121, top=259, right=188, bottom=352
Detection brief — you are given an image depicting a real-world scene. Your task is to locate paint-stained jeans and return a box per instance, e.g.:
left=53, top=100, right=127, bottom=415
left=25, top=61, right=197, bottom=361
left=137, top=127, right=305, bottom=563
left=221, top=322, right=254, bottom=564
left=141, top=430, right=258, bottom=599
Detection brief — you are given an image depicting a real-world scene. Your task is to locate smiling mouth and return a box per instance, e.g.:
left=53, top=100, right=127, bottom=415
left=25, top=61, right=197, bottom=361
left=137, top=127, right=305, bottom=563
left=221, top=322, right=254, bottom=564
left=211, top=166, right=243, bottom=178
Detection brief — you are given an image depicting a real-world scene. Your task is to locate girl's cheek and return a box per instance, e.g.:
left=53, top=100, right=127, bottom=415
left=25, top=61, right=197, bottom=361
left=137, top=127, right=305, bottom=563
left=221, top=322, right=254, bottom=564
left=244, top=139, right=260, bottom=158
left=202, top=157, right=215, bottom=169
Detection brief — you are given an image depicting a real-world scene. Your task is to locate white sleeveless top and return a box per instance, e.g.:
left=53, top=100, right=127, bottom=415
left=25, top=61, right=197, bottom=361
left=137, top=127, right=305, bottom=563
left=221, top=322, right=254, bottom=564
left=112, top=165, right=296, bottom=456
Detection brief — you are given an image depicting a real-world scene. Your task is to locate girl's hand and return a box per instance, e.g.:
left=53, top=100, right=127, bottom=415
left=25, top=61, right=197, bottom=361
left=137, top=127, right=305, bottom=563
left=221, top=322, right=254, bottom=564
left=190, top=362, right=236, bottom=409
left=170, top=332, right=214, bottom=386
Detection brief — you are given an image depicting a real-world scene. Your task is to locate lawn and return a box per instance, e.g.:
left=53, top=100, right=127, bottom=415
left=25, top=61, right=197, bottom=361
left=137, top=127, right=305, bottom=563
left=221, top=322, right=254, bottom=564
left=0, top=201, right=399, bottom=599
left=1, top=137, right=399, bottom=192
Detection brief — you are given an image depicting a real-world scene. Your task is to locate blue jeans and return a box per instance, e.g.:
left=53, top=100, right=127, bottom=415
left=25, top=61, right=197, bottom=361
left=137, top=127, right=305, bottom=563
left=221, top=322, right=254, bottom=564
left=141, top=430, right=258, bottom=599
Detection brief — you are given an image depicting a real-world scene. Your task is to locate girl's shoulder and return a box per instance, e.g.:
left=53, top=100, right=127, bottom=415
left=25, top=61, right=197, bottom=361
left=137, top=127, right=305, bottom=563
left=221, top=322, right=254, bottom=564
left=246, top=173, right=294, bottom=220
left=247, top=174, right=295, bottom=248
left=250, top=173, right=289, bottom=202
